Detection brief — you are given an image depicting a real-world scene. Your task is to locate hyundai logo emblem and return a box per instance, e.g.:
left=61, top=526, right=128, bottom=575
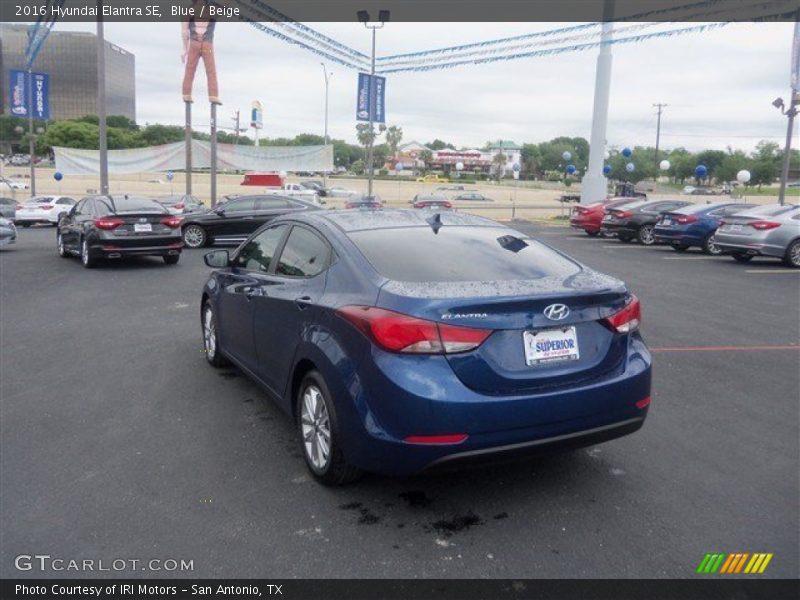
left=543, top=303, right=570, bottom=321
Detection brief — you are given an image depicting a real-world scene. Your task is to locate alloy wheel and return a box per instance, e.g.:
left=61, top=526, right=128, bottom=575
left=183, top=226, right=205, bottom=248
left=790, top=242, right=800, bottom=267
left=639, top=225, right=655, bottom=245
left=81, top=240, right=89, bottom=265
left=203, top=308, right=216, bottom=360
left=705, top=234, right=722, bottom=256
left=300, top=385, right=332, bottom=472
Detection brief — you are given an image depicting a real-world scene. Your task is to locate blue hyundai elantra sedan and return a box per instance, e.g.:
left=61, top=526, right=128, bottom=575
left=200, top=210, right=651, bottom=485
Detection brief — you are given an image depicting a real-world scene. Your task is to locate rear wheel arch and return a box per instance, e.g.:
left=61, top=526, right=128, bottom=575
left=290, top=358, right=318, bottom=421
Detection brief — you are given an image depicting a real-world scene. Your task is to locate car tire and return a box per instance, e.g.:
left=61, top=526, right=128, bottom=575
left=57, top=231, right=69, bottom=258
left=163, top=254, right=180, bottom=265
left=585, top=230, right=600, bottom=237
left=784, top=239, right=800, bottom=269
left=296, top=370, right=362, bottom=486
left=80, top=237, right=97, bottom=269
left=732, top=253, right=753, bottom=263
left=672, top=244, right=689, bottom=252
left=618, top=234, right=633, bottom=243
left=703, top=233, right=722, bottom=256
left=201, top=301, right=230, bottom=368
left=638, top=224, right=656, bottom=246
left=182, top=225, right=207, bottom=249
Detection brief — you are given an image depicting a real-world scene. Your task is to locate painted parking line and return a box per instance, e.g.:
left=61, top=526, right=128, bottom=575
left=662, top=256, right=725, bottom=260
left=745, top=269, right=800, bottom=274
left=600, top=244, right=653, bottom=249
left=651, top=344, right=799, bottom=353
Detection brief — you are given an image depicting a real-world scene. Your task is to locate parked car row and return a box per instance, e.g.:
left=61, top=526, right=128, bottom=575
left=571, top=197, right=800, bottom=268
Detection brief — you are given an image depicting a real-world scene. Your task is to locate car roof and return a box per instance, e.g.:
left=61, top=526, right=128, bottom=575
left=294, top=208, right=499, bottom=233
left=673, top=202, right=746, bottom=214
left=731, top=203, right=798, bottom=217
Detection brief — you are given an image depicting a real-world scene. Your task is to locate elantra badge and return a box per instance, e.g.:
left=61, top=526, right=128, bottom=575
left=543, top=304, right=570, bottom=321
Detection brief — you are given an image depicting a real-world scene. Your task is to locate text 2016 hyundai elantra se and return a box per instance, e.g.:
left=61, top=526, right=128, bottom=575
left=200, top=210, right=652, bottom=485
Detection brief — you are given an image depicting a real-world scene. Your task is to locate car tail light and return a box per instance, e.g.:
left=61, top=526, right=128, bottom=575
left=404, top=434, right=468, bottom=445
left=174, top=203, right=185, bottom=209
left=603, top=295, right=641, bottom=334
left=38, top=204, right=53, bottom=210
left=575, top=207, right=590, bottom=215
left=635, top=396, right=651, bottom=409
left=610, top=210, right=632, bottom=219
left=161, top=216, right=183, bottom=228
left=748, top=221, right=781, bottom=230
left=94, top=217, right=123, bottom=230
left=336, top=306, right=492, bottom=354
left=443, top=201, right=453, bottom=208
left=675, top=215, right=698, bottom=224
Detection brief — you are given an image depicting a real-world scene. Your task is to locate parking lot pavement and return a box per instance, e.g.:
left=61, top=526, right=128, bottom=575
left=1, top=225, right=798, bottom=579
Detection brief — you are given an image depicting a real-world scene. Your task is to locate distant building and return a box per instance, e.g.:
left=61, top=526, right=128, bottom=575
left=487, top=140, right=522, bottom=178
left=394, top=141, right=430, bottom=170
left=0, top=24, right=135, bottom=121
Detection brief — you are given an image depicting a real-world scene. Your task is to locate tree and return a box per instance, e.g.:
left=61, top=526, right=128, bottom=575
left=419, top=149, right=433, bottom=169
left=492, top=152, right=507, bottom=180
left=139, top=124, right=185, bottom=146
left=385, top=125, right=403, bottom=157
left=750, top=160, right=777, bottom=189
left=355, top=123, right=377, bottom=148
left=715, top=149, right=750, bottom=184
left=427, top=139, right=454, bottom=151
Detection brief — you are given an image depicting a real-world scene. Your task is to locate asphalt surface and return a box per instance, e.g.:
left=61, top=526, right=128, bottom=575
left=1, top=223, right=798, bottom=579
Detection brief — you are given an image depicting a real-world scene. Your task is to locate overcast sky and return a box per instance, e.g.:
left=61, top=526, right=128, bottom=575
left=52, top=20, right=798, bottom=152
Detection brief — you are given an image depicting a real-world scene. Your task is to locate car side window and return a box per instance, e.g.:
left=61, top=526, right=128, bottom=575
left=275, top=226, right=330, bottom=278
left=224, top=198, right=256, bottom=213
left=257, top=197, right=291, bottom=210
left=234, top=224, right=288, bottom=272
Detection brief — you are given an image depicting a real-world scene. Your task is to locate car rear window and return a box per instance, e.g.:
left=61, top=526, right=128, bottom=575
left=111, top=197, right=167, bottom=213
left=348, top=226, right=579, bottom=282
left=28, top=197, right=54, bottom=204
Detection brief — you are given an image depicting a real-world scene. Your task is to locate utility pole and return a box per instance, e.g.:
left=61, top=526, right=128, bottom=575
left=232, top=110, right=240, bottom=144
left=776, top=92, right=798, bottom=206
left=97, top=1, right=109, bottom=196
left=653, top=103, right=667, bottom=179
left=358, top=9, right=389, bottom=199
left=321, top=63, right=332, bottom=187
left=27, top=68, right=35, bottom=196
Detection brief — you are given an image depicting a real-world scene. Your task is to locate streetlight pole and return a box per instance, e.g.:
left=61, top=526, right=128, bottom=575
left=653, top=103, right=667, bottom=179
left=97, top=3, right=109, bottom=196
left=774, top=92, right=798, bottom=207
left=358, top=9, right=389, bottom=199
left=27, top=68, right=36, bottom=196
left=321, top=63, right=333, bottom=187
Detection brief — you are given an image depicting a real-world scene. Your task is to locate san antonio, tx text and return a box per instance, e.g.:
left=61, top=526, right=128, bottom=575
left=16, top=584, right=280, bottom=596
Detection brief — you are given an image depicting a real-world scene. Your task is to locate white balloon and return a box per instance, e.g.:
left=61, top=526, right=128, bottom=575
left=659, top=160, right=671, bottom=171
left=736, top=169, right=751, bottom=184
left=455, top=162, right=464, bottom=171
left=562, top=151, right=572, bottom=161
left=279, top=171, right=287, bottom=178
left=625, top=162, right=635, bottom=173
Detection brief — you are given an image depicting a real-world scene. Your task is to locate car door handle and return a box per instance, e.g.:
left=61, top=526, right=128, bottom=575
left=295, top=296, right=313, bottom=309
left=244, top=287, right=263, bottom=299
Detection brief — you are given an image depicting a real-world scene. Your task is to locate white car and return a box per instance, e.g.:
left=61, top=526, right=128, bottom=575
left=681, top=185, right=696, bottom=195
left=15, top=196, right=77, bottom=227
left=0, top=177, right=28, bottom=191
left=327, top=186, right=360, bottom=198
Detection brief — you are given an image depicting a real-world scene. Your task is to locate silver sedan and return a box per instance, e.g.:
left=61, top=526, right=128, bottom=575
left=714, top=204, right=800, bottom=268
left=0, top=216, right=17, bottom=246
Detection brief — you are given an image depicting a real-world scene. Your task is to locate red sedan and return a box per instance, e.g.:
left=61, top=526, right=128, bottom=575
left=570, top=197, right=641, bottom=236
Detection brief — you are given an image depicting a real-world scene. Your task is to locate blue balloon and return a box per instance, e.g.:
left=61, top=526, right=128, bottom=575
left=695, top=164, right=708, bottom=178
left=622, top=147, right=632, bottom=158
left=512, top=163, right=521, bottom=172
left=53, top=171, right=63, bottom=181
left=562, top=151, right=572, bottom=162
left=566, top=164, right=577, bottom=175
left=603, top=164, right=612, bottom=175
left=166, top=170, right=175, bottom=181
left=395, top=162, right=403, bottom=172
left=625, top=162, right=635, bottom=173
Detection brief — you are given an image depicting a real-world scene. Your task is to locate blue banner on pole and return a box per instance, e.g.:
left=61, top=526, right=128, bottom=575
left=8, top=70, right=49, bottom=119
left=356, top=72, right=386, bottom=123
left=371, top=75, right=386, bottom=124
left=356, top=72, right=371, bottom=121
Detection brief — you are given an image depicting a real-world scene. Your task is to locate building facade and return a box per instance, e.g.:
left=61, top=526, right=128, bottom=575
left=0, top=24, right=135, bottom=121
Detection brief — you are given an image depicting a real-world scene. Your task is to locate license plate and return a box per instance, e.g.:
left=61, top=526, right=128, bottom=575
left=523, top=327, right=580, bottom=366
left=729, top=224, right=742, bottom=232
left=602, top=215, right=612, bottom=222
left=134, top=223, right=152, bottom=233
left=661, top=218, right=672, bottom=226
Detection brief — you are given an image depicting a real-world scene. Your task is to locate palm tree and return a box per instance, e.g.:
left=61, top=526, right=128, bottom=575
left=492, top=152, right=508, bottom=180
left=385, top=125, right=403, bottom=158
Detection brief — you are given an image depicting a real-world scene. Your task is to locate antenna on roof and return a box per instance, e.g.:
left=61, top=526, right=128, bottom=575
left=426, top=212, right=443, bottom=234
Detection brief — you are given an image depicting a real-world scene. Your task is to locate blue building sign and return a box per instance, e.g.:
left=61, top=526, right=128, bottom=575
left=9, top=70, right=49, bottom=119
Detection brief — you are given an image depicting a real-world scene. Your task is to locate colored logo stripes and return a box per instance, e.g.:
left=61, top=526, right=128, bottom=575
left=697, top=553, right=773, bottom=574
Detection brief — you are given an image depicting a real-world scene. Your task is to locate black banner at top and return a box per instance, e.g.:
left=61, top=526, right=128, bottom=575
left=0, top=0, right=799, bottom=23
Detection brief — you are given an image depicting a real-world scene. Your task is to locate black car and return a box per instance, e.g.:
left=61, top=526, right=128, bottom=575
left=57, top=195, right=183, bottom=268
left=180, top=195, right=322, bottom=248
left=601, top=199, right=693, bottom=245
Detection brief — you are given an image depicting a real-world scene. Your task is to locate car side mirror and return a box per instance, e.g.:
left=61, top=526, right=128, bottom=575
left=204, top=250, right=230, bottom=268
left=214, top=206, right=225, bottom=215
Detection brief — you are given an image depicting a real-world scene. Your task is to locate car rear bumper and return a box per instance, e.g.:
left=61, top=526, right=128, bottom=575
left=653, top=227, right=703, bottom=246
left=569, top=217, right=600, bottom=232
left=340, top=335, right=652, bottom=476
left=90, top=238, right=183, bottom=258
left=714, top=232, right=785, bottom=258
left=600, top=222, right=636, bottom=236
left=15, top=214, right=57, bottom=224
